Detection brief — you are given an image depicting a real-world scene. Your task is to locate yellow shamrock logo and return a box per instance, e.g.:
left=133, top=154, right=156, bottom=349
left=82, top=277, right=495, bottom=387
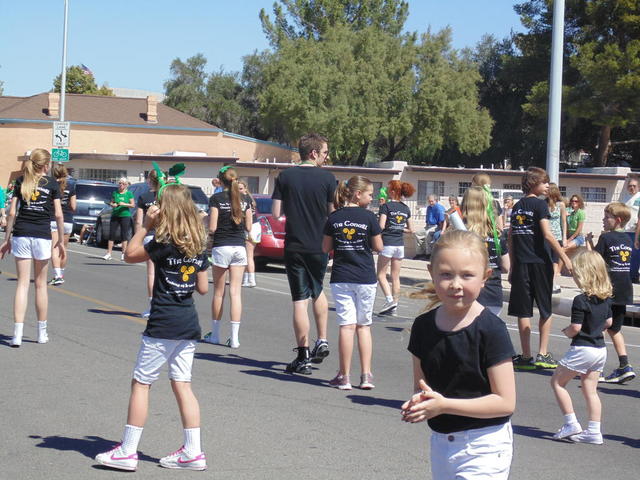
left=31, top=191, right=40, bottom=201
left=180, top=265, right=195, bottom=281
left=396, top=215, right=404, bottom=223
left=342, top=227, right=356, bottom=240
left=620, top=250, right=630, bottom=262
left=515, top=214, right=526, bottom=225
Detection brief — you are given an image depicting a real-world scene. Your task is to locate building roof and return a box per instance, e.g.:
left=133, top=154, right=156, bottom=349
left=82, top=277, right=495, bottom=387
left=405, top=165, right=628, bottom=180
left=0, top=93, right=217, bottom=130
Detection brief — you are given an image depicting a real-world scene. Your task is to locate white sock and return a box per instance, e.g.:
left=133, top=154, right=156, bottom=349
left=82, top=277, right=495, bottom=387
left=183, top=427, right=201, bottom=455
left=13, top=322, right=24, bottom=339
left=564, top=413, right=578, bottom=425
left=385, top=295, right=394, bottom=303
left=211, top=320, right=220, bottom=339
left=60, top=268, right=65, bottom=277
left=54, top=268, right=62, bottom=277
left=316, top=338, right=327, bottom=346
left=38, top=320, right=47, bottom=331
left=243, top=272, right=249, bottom=283
left=249, top=272, right=256, bottom=283
left=230, top=321, right=240, bottom=344
left=121, top=425, right=143, bottom=454
left=587, top=421, right=601, bottom=434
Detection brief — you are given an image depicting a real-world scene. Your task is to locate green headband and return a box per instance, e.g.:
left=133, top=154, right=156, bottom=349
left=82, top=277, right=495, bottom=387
left=219, top=165, right=232, bottom=176
left=482, top=185, right=502, bottom=256
left=378, top=187, right=388, bottom=201
left=153, top=162, right=186, bottom=198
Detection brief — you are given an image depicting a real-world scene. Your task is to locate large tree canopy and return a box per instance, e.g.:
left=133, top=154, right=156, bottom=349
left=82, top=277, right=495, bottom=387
left=53, top=65, right=113, bottom=95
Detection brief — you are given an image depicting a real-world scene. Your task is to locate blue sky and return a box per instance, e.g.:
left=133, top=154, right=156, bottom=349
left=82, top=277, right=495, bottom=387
left=1, top=1, right=524, bottom=97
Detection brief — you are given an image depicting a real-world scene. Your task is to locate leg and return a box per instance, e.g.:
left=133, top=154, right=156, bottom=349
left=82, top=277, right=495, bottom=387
left=245, top=241, right=255, bottom=274
left=518, top=317, right=532, bottom=358
left=293, top=299, right=311, bottom=347
left=61, top=233, right=70, bottom=268
left=356, top=325, right=372, bottom=374
left=338, top=325, right=356, bottom=376
left=33, top=259, right=49, bottom=322
left=50, top=229, right=61, bottom=270
left=414, top=228, right=426, bottom=256
left=550, top=365, right=578, bottom=415
left=581, top=371, right=602, bottom=423
left=376, top=255, right=392, bottom=298
left=390, top=258, right=402, bottom=300
left=106, top=240, right=114, bottom=255
left=126, top=379, right=151, bottom=427
left=608, top=329, right=628, bottom=358
left=538, top=315, right=553, bottom=355
left=14, top=257, right=32, bottom=324
left=228, top=265, right=244, bottom=323
left=211, top=266, right=228, bottom=321
left=171, top=381, right=200, bottom=429
left=312, top=291, right=328, bottom=341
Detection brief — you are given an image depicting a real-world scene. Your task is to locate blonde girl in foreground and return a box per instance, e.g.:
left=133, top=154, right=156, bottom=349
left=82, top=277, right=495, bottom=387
left=550, top=249, right=612, bottom=445
left=402, top=230, right=515, bottom=480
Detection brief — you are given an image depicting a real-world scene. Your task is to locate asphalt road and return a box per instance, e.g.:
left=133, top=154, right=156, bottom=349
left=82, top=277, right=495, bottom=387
left=0, top=240, right=638, bottom=479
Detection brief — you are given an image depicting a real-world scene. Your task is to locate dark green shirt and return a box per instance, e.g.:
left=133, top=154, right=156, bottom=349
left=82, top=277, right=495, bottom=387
left=111, top=190, right=134, bottom=217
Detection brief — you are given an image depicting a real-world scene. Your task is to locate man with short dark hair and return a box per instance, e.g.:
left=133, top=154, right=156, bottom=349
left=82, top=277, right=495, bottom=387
left=272, top=133, right=337, bottom=374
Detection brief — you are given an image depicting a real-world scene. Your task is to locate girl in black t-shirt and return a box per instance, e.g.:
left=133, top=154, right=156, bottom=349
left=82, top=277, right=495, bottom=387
left=204, top=166, right=252, bottom=349
left=402, top=230, right=515, bottom=479
left=95, top=183, right=209, bottom=471
left=323, top=176, right=383, bottom=390
left=238, top=180, right=258, bottom=287
left=0, top=149, right=65, bottom=347
left=550, top=250, right=612, bottom=445
left=376, top=180, right=415, bottom=316
left=48, top=164, right=76, bottom=285
left=135, top=169, right=160, bottom=318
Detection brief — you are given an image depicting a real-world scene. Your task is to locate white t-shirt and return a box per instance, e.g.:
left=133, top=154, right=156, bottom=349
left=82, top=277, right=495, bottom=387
left=621, top=191, right=640, bottom=232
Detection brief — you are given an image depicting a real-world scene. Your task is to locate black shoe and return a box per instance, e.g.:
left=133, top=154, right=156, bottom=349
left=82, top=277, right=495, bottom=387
left=285, top=348, right=312, bottom=375
left=310, top=341, right=330, bottom=364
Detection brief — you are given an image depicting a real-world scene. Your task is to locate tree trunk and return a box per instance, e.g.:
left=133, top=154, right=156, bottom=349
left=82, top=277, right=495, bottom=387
left=381, top=136, right=409, bottom=163
left=355, top=140, right=369, bottom=166
left=594, top=125, right=611, bottom=167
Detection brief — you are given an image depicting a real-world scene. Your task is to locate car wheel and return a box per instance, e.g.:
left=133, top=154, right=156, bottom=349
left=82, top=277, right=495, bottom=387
left=95, top=220, right=106, bottom=247
left=254, top=257, right=268, bottom=271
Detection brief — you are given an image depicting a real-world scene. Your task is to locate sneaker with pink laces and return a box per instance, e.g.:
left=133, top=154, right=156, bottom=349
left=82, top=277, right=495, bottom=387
left=159, top=446, right=207, bottom=470
left=329, top=373, right=352, bottom=390
left=95, top=443, right=138, bottom=471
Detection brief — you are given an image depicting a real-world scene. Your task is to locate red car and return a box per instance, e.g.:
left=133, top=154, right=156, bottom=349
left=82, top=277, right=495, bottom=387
left=252, top=194, right=286, bottom=268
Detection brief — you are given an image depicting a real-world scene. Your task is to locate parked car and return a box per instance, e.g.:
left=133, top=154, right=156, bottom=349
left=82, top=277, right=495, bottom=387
left=251, top=194, right=286, bottom=268
left=70, top=179, right=118, bottom=235
left=94, top=182, right=209, bottom=247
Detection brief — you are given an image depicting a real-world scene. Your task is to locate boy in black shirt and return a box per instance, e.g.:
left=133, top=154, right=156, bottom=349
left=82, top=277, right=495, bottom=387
left=508, top=167, right=572, bottom=370
left=587, top=202, right=636, bottom=384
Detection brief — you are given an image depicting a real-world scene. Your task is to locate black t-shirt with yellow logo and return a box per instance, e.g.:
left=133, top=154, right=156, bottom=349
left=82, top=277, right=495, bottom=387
left=324, top=206, right=382, bottom=284
left=380, top=201, right=411, bottom=246
left=143, top=239, right=210, bottom=339
left=594, top=231, right=633, bottom=305
left=13, top=175, right=60, bottom=239
left=510, top=196, right=551, bottom=264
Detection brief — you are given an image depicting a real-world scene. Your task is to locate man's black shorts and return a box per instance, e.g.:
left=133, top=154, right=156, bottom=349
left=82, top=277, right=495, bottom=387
left=284, top=250, right=329, bottom=301
left=508, top=262, right=553, bottom=319
left=611, top=304, right=626, bottom=333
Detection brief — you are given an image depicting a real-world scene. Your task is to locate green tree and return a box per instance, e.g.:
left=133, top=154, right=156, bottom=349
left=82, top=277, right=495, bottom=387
left=53, top=65, right=113, bottom=95
left=163, top=54, right=209, bottom=121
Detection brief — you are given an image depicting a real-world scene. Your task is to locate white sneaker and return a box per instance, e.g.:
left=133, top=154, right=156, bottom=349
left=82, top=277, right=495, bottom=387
left=37, top=331, right=49, bottom=344
left=248, top=278, right=256, bottom=287
left=552, top=285, right=561, bottom=294
left=553, top=422, right=582, bottom=440
left=241, top=278, right=251, bottom=287
left=102, top=253, right=112, bottom=260
left=226, top=338, right=240, bottom=349
left=10, top=336, right=22, bottom=348
left=378, top=300, right=398, bottom=315
left=203, top=332, right=219, bottom=344
left=570, top=430, right=603, bottom=445
left=95, top=444, right=139, bottom=471
left=159, top=446, right=207, bottom=470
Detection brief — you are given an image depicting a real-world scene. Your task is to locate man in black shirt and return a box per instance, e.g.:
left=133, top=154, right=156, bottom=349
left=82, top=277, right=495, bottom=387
left=272, top=133, right=336, bottom=374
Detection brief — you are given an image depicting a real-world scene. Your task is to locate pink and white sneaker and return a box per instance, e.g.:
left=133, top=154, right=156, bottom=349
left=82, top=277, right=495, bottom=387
left=159, top=446, right=207, bottom=470
left=95, top=443, right=138, bottom=471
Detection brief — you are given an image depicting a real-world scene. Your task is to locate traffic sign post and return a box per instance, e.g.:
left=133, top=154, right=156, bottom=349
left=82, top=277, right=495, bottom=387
left=52, top=148, right=70, bottom=162
left=52, top=121, right=70, bottom=147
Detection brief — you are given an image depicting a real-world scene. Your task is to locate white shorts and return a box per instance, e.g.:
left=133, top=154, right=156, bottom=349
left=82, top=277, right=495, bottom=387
left=380, top=245, right=404, bottom=259
left=558, top=345, right=607, bottom=374
left=430, top=422, right=512, bottom=480
left=211, top=245, right=247, bottom=268
left=133, top=336, right=196, bottom=384
left=330, top=283, right=377, bottom=326
left=50, top=221, right=73, bottom=235
left=11, top=236, right=52, bottom=260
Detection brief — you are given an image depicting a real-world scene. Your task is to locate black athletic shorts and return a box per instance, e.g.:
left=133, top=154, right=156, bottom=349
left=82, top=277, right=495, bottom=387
left=508, top=262, right=553, bottom=319
left=109, top=216, right=133, bottom=243
left=284, top=250, right=329, bottom=301
left=610, top=304, right=626, bottom=333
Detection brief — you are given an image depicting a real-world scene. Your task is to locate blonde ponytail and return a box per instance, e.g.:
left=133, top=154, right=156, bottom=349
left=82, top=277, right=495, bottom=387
left=21, top=148, right=50, bottom=205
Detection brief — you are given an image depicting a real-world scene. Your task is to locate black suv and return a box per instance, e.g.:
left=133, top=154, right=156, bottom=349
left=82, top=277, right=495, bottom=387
left=70, top=179, right=118, bottom=234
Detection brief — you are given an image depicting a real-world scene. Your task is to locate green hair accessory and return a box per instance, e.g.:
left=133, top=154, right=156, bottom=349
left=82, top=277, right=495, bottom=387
left=219, top=165, right=232, bottom=176
left=378, top=187, right=388, bottom=201
left=482, top=185, right=502, bottom=256
left=153, top=161, right=186, bottom=198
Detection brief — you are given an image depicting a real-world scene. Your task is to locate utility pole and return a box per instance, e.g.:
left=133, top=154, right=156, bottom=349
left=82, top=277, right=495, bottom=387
left=60, top=0, right=69, bottom=121
left=546, top=0, right=565, bottom=184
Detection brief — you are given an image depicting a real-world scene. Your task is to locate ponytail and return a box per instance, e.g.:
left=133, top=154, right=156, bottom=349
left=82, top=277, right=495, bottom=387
left=53, top=164, right=68, bottom=193
left=334, top=175, right=372, bottom=209
left=21, top=148, right=50, bottom=205
left=334, top=181, right=350, bottom=209
left=218, top=166, right=243, bottom=225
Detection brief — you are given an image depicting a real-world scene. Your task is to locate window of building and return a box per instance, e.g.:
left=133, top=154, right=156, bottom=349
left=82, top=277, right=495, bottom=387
left=559, top=186, right=567, bottom=198
left=580, top=186, right=606, bottom=203
left=458, top=182, right=471, bottom=196
left=417, top=180, right=445, bottom=204
left=240, top=176, right=259, bottom=194
left=77, top=168, right=128, bottom=183
left=503, top=183, right=521, bottom=191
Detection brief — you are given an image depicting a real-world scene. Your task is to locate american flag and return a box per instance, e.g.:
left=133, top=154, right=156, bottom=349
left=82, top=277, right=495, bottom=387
left=80, top=64, right=93, bottom=76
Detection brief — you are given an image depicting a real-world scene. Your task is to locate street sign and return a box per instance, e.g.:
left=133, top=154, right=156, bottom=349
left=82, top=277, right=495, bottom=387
left=52, top=121, right=70, bottom=147
left=52, top=148, right=70, bottom=162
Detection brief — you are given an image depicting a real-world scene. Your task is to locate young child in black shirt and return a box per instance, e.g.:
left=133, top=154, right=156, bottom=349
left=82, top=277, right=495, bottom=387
left=402, top=230, right=515, bottom=480
left=587, top=202, right=636, bottom=384
left=508, top=167, right=572, bottom=370
left=95, top=183, right=210, bottom=471
left=550, top=250, right=612, bottom=445
left=323, top=176, right=383, bottom=390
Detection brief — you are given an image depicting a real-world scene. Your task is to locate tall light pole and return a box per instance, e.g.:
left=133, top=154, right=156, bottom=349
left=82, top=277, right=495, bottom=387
left=546, top=0, right=565, bottom=184
left=59, top=0, right=69, bottom=121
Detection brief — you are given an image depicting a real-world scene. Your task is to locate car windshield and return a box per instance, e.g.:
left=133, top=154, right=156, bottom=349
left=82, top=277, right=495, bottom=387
left=254, top=197, right=272, bottom=214
left=76, top=184, right=116, bottom=203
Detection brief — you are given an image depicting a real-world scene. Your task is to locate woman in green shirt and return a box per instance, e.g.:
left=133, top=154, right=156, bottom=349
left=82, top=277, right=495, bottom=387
left=103, top=177, right=135, bottom=261
left=565, top=194, right=586, bottom=252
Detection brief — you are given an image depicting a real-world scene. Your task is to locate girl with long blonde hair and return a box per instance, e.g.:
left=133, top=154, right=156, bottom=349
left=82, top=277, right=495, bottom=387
left=0, top=148, right=66, bottom=347
left=550, top=249, right=612, bottom=445
left=204, top=166, right=252, bottom=348
left=546, top=183, right=567, bottom=293
left=95, top=183, right=209, bottom=471
left=48, top=164, right=76, bottom=285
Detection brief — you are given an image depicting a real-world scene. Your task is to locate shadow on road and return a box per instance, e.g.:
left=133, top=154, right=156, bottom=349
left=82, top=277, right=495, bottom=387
left=195, top=351, right=285, bottom=370
left=346, top=394, right=403, bottom=409
left=88, top=308, right=142, bottom=318
left=29, top=434, right=160, bottom=462
left=602, top=433, right=640, bottom=448
left=512, top=424, right=550, bottom=440
left=242, top=368, right=329, bottom=387
left=597, top=385, right=640, bottom=399
left=0, top=333, right=37, bottom=347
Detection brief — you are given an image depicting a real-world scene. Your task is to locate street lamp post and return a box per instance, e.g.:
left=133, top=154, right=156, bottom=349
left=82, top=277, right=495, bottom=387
left=546, top=0, right=565, bottom=184
left=59, top=0, right=69, bottom=121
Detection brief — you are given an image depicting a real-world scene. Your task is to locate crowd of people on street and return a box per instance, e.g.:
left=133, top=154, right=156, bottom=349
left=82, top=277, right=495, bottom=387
left=1, top=135, right=638, bottom=477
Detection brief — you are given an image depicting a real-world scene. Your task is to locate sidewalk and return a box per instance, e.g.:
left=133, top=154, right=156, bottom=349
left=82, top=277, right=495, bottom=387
left=393, top=257, right=640, bottom=325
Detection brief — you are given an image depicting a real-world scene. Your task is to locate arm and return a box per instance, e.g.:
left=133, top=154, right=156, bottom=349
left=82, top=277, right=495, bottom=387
left=244, top=208, right=253, bottom=232
left=561, top=324, right=581, bottom=338
left=322, top=234, right=333, bottom=254
left=560, top=204, right=567, bottom=245
left=272, top=199, right=282, bottom=219
left=540, top=218, right=572, bottom=273
left=378, top=213, right=387, bottom=231
left=604, top=316, right=613, bottom=330
left=405, top=217, right=415, bottom=234
left=195, top=269, right=209, bottom=295
left=135, top=206, right=144, bottom=231
left=121, top=192, right=135, bottom=208
left=585, top=232, right=595, bottom=251
left=0, top=197, right=18, bottom=259
left=125, top=205, right=156, bottom=263
left=507, top=226, right=513, bottom=283
left=500, top=253, right=510, bottom=273
left=370, top=234, right=383, bottom=253
left=327, top=202, right=335, bottom=215
left=208, top=207, right=219, bottom=235
left=53, top=198, right=66, bottom=262
left=402, top=359, right=516, bottom=423
left=69, top=193, right=77, bottom=213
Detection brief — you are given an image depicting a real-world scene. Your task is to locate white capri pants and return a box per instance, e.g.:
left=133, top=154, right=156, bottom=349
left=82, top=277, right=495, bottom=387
left=133, top=336, right=197, bottom=384
left=430, top=422, right=513, bottom=480
left=11, top=236, right=52, bottom=260
left=330, top=283, right=377, bottom=326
